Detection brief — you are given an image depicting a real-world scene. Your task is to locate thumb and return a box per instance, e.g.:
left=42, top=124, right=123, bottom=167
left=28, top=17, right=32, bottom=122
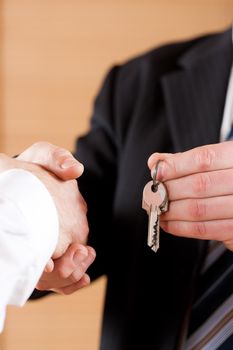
left=147, top=152, right=173, bottom=180
left=17, top=141, right=84, bottom=180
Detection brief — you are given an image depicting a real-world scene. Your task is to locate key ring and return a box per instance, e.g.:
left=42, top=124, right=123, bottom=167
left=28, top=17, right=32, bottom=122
left=151, top=160, right=161, bottom=192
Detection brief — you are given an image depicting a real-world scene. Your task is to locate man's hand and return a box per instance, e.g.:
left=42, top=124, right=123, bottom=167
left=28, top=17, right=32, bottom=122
left=0, top=142, right=96, bottom=295
left=16, top=141, right=91, bottom=259
left=36, top=243, right=96, bottom=294
left=148, top=141, right=233, bottom=251
left=17, top=141, right=84, bottom=180
left=0, top=150, right=90, bottom=259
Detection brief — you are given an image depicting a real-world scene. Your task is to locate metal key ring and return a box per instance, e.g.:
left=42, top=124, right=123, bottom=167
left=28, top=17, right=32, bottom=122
left=151, top=160, right=161, bottom=192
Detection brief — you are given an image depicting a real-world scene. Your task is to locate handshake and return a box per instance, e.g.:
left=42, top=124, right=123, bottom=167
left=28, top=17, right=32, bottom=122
left=5, top=138, right=233, bottom=300
left=2, top=142, right=96, bottom=296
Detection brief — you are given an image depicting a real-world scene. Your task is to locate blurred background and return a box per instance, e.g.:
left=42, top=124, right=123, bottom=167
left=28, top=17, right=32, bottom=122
left=0, top=0, right=232, bottom=349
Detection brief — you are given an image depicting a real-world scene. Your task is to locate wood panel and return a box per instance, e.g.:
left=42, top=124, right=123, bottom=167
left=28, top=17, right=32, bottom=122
left=4, top=278, right=106, bottom=350
left=1, top=0, right=233, bottom=155
left=1, top=1, right=233, bottom=349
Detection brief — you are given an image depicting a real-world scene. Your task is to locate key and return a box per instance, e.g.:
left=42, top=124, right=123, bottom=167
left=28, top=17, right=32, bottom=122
left=142, top=180, right=168, bottom=253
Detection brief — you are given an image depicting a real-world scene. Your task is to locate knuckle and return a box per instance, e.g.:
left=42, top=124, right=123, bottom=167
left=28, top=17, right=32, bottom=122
left=79, top=223, right=89, bottom=242
left=32, top=141, right=51, bottom=150
left=189, top=199, right=207, bottom=220
left=51, top=146, right=67, bottom=159
left=148, top=152, right=160, bottom=168
left=194, top=147, right=215, bottom=171
left=71, top=270, right=83, bottom=283
left=53, top=289, right=65, bottom=295
left=63, top=290, right=72, bottom=295
left=88, top=247, right=96, bottom=259
left=224, top=220, right=233, bottom=233
left=62, top=287, right=77, bottom=295
left=60, top=289, right=70, bottom=295
left=83, top=202, right=88, bottom=214
left=67, top=180, right=78, bottom=194
left=83, top=222, right=89, bottom=237
left=35, top=283, right=45, bottom=291
left=71, top=219, right=89, bottom=244
left=70, top=179, right=78, bottom=188
left=36, top=281, right=49, bottom=291
left=193, top=221, right=207, bottom=238
left=79, top=217, right=89, bottom=236
left=80, top=196, right=88, bottom=214
left=193, top=173, right=211, bottom=196
left=164, top=157, right=179, bottom=177
left=70, top=179, right=78, bottom=189
left=29, top=141, right=53, bottom=164
left=57, top=266, right=69, bottom=279
left=83, top=274, right=91, bottom=285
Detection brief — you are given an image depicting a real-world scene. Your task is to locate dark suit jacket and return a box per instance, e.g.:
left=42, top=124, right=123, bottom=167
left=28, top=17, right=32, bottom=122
left=75, top=27, right=233, bottom=350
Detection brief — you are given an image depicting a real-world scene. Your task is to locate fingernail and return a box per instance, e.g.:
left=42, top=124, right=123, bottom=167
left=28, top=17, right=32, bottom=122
left=151, top=161, right=164, bottom=181
left=44, top=259, right=54, bottom=273
left=156, top=161, right=164, bottom=180
left=61, top=159, right=83, bottom=169
left=73, top=246, right=88, bottom=263
left=88, top=247, right=96, bottom=259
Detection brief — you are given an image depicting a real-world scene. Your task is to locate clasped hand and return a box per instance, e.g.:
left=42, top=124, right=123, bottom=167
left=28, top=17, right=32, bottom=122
left=2, top=142, right=95, bottom=295
left=148, top=141, right=233, bottom=251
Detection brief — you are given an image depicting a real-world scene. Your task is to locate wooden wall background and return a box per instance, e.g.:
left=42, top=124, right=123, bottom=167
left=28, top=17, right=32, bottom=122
left=0, top=0, right=232, bottom=349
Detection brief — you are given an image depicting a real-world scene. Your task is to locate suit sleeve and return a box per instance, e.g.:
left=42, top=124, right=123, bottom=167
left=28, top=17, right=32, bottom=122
left=75, top=66, right=120, bottom=280
left=29, top=66, right=122, bottom=301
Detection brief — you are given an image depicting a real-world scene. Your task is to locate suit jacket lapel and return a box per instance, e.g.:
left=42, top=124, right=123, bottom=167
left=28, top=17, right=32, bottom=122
left=162, top=28, right=233, bottom=152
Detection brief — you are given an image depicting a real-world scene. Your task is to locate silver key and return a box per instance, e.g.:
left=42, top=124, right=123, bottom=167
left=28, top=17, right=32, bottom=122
left=142, top=180, right=168, bottom=252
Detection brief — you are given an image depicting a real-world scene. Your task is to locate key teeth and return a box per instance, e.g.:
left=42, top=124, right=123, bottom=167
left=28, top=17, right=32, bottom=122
left=149, top=241, right=159, bottom=253
left=151, top=245, right=159, bottom=253
left=153, top=222, right=158, bottom=237
left=142, top=180, right=168, bottom=254
left=151, top=221, right=159, bottom=252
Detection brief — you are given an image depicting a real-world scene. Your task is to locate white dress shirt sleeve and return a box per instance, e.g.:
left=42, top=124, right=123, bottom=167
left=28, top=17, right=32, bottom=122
left=0, top=169, right=59, bottom=332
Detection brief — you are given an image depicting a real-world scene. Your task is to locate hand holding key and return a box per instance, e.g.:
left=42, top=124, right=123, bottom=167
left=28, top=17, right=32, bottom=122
left=142, top=162, right=168, bottom=253
left=147, top=141, right=233, bottom=251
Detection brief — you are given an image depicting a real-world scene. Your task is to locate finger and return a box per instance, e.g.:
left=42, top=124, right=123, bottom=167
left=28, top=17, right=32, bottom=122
left=56, top=245, right=94, bottom=284
left=53, top=274, right=90, bottom=295
left=165, top=168, right=233, bottom=201
left=162, top=195, right=233, bottom=222
left=69, top=246, right=96, bottom=283
left=17, top=141, right=84, bottom=180
left=44, top=258, right=54, bottom=273
left=147, top=153, right=173, bottom=177
left=55, top=244, right=89, bottom=280
left=56, top=246, right=95, bottom=285
left=149, top=141, right=233, bottom=182
left=36, top=244, right=89, bottom=290
left=160, top=218, right=233, bottom=241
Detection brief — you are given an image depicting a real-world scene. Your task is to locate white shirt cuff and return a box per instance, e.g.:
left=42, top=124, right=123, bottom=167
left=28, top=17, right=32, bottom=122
left=0, top=169, right=59, bottom=331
